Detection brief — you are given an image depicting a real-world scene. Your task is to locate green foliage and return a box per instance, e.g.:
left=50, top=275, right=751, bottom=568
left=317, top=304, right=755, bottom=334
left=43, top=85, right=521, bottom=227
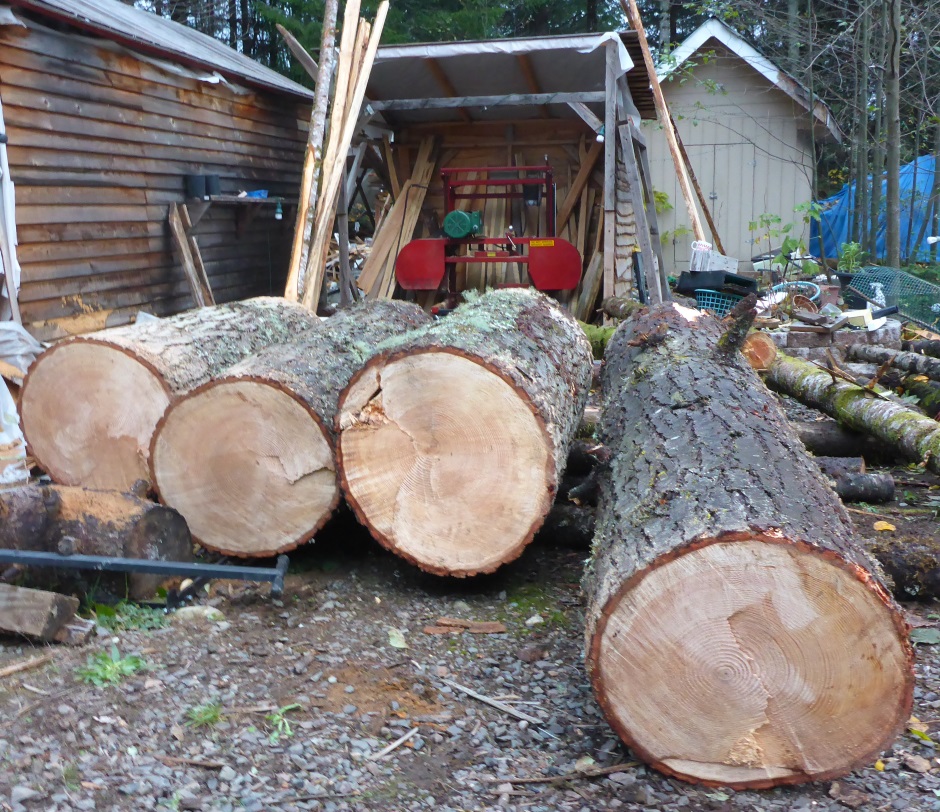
left=838, top=241, right=867, bottom=273
left=265, top=703, right=302, bottom=744
left=92, top=601, right=168, bottom=633
left=653, top=190, right=674, bottom=216
left=578, top=320, right=614, bottom=359
left=76, top=646, right=147, bottom=686
left=185, top=701, right=224, bottom=729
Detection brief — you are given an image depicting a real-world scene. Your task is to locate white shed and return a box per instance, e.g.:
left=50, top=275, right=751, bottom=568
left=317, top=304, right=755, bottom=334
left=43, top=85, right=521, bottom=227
left=641, top=19, right=841, bottom=272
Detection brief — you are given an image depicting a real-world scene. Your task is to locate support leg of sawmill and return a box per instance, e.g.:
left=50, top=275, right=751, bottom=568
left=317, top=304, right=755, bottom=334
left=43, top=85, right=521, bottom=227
left=617, top=122, right=661, bottom=304
left=337, top=171, right=356, bottom=306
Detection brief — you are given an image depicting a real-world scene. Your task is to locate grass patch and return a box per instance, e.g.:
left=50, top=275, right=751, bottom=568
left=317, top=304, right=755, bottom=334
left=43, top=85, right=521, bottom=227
left=265, top=703, right=301, bottom=744
left=185, top=700, right=223, bottom=729
left=91, top=601, right=168, bottom=632
left=76, top=646, right=147, bottom=686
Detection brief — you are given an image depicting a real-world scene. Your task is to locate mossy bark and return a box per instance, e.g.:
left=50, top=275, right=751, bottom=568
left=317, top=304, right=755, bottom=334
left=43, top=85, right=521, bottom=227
left=902, top=339, right=940, bottom=357
left=765, top=352, right=940, bottom=474
left=900, top=375, right=940, bottom=418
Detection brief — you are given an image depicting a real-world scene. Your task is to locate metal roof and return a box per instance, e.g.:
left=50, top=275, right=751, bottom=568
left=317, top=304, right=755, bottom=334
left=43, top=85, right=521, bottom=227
left=368, top=31, right=656, bottom=126
left=6, top=0, right=314, bottom=100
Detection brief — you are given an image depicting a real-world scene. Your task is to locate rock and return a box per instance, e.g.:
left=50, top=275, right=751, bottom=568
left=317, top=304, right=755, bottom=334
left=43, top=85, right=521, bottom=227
left=11, top=787, right=40, bottom=804
left=219, top=766, right=237, bottom=782
left=172, top=606, right=225, bottom=625
left=524, top=614, right=544, bottom=627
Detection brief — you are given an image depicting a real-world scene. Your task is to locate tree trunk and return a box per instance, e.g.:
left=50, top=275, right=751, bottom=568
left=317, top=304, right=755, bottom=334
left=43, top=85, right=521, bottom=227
left=584, top=302, right=912, bottom=788
left=150, top=301, right=430, bottom=558
left=793, top=420, right=901, bottom=462
left=885, top=0, right=901, bottom=267
left=846, top=344, right=940, bottom=383
left=787, top=0, right=800, bottom=65
left=0, top=484, right=192, bottom=600
left=765, top=352, right=940, bottom=474
left=855, top=7, right=870, bottom=247
left=898, top=374, right=940, bottom=418
left=21, top=298, right=320, bottom=492
left=336, top=289, right=593, bottom=577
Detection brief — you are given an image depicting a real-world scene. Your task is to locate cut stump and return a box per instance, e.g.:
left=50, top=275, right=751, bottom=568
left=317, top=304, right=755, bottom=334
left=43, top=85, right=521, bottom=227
left=336, top=289, right=593, bottom=576
left=585, top=302, right=913, bottom=788
left=20, top=298, right=320, bottom=491
left=150, top=301, right=430, bottom=557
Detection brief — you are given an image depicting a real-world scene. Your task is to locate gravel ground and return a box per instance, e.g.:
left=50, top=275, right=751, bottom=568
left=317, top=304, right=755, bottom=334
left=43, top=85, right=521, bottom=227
left=0, top=498, right=938, bottom=812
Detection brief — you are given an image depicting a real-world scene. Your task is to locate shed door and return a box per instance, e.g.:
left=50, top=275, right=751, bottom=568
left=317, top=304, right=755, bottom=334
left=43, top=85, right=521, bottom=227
left=706, top=142, right=757, bottom=262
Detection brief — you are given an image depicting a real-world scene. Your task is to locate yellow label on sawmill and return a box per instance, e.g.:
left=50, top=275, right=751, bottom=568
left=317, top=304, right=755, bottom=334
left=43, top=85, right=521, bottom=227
left=530, top=239, right=555, bottom=247
left=486, top=252, right=497, bottom=257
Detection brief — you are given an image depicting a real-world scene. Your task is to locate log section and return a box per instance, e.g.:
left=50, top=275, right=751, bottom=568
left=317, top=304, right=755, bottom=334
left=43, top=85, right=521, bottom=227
left=20, top=297, right=320, bottom=491
left=846, top=344, right=940, bottom=382
left=150, top=301, right=430, bottom=557
left=336, top=289, right=593, bottom=577
left=584, top=302, right=913, bottom=788
left=765, top=352, right=940, bottom=475
left=0, top=484, right=192, bottom=599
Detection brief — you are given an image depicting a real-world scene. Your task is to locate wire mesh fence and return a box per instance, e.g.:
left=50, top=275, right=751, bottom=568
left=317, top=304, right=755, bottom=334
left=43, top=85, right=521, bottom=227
left=847, top=267, right=940, bottom=330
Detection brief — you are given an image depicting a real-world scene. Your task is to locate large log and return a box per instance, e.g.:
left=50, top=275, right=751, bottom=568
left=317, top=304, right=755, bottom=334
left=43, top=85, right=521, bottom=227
left=0, top=484, right=192, bottom=600
left=336, top=289, right=593, bottom=577
left=765, top=352, right=940, bottom=474
left=898, top=374, right=940, bottom=418
left=846, top=343, right=940, bottom=383
left=150, top=301, right=430, bottom=557
left=584, top=302, right=913, bottom=788
left=20, top=298, right=320, bottom=492
left=902, top=338, right=940, bottom=357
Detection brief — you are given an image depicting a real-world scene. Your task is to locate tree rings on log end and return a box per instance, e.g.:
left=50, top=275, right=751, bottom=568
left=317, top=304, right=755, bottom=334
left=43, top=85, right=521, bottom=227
left=588, top=536, right=913, bottom=789
left=337, top=350, right=554, bottom=577
left=21, top=341, right=171, bottom=490
left=151, top=380, right=337, bottom=557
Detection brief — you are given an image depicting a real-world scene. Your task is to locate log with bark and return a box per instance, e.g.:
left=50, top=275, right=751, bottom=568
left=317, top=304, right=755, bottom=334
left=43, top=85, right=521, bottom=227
left=336, top=289, right=593, bottom=577
left=898, top=374, right=940, bottom=418
left=150, top=301, right=430, bottom=558
left=793, top=420, right=901, bottom=462
left=20, top=298, right=320, bottom=492
left=902, top=338, right=940, bottom=358
left=813, top=456, right=896, bottom=502
left=585, top=302, right=913, bottom=788
left=765, top=352, right=940, bottom=474
left=0, top=484, right=192, bottom=600
left=846, top=343, right=940, bottom=383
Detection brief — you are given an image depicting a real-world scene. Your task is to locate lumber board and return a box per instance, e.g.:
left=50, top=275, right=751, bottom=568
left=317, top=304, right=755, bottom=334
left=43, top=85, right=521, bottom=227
left=557, top=140, right=602, bottom=234
left=167, top=204, right=211, bottom=307
left=0, top=584, right=78, bottom=641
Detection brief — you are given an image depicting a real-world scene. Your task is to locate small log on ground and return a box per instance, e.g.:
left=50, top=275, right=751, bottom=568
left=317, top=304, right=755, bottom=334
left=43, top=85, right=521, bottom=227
left=337, top=289, right=593, bottom=577
left=793, top=421, right=900, bottom=462
left=20, top=298, right=320, bottom=492
left=150, top=301, right=430, bottom=557
left=899, top=374, right=940, bottom=418
left=0, top=484, right=192, bottom=599
left=585, top=302, right=913, bottom=788
left=846, top=344, right=940, bottom=383
left=765, top=352, right=940, bottom=474
left=0, top=583, right=78, bottom=641
left=902, top=339, right=940, bottom=357
left=812, top=457, right=895, bottom=502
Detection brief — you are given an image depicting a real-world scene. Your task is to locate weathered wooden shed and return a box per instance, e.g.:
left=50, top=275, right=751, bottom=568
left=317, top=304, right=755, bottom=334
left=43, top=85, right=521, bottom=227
left=0, top=0, right=312, bottom=340
left=642, top=18, right=841, bottom=272
left=354, top=32, right=663, bottom=314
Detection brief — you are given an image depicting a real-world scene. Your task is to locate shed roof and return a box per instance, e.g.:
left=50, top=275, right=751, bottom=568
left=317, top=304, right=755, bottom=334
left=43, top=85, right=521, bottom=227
left=5, top=0, right=314, bottom=100
left=659, top=18, right=841, bottom=142
left=368, top=31, right=657, bottom=125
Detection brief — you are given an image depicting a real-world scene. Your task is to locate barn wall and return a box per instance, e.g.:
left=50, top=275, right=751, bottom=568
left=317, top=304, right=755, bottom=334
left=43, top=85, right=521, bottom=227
left=641, top=44, right=815, bottom=272
left=0, top=21, right=309, bottom=340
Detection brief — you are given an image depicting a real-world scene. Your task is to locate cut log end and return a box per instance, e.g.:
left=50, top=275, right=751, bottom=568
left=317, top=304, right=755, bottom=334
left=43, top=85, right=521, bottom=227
left=588, top=535, right=913, bottom=789
left=21, top=341, right=170, bottom=489
left=151, top=380, right=337, bottom=557
left=337, top=350, right=553, bottom=576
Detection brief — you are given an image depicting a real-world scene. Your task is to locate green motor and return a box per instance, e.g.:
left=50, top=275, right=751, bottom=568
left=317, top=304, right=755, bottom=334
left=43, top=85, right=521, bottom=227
left=442, top=209, right=483, bottom=239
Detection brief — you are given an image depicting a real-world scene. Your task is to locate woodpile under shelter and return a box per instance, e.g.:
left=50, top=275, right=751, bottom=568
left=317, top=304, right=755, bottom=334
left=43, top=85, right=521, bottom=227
left=0, top=0, right=313, bottom=340
left=356, top=32, right=664, bottom=316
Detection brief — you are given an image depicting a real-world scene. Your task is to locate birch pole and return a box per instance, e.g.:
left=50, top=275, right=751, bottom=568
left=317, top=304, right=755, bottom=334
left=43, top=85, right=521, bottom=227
left=284, top=0, right=339, bottom=302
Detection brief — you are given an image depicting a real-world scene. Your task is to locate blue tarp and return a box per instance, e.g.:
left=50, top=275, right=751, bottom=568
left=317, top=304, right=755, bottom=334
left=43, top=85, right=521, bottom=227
left=810, top=155, right=938, bottom=263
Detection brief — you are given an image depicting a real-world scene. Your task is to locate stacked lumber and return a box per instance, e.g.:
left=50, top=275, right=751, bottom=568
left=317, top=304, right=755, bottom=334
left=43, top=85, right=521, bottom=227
left=336, top=289, right=593, bottom=576
left=20, top=298, right=319, bottom=491
left=284, top=0, right=390, bottom=308
left=585, top=302, right=913, bottom=787
left=150, top=301, right=430, bottom=558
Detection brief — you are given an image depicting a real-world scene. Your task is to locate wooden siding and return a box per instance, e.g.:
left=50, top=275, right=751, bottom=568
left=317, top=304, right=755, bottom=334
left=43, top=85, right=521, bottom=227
left=641, top=44, right=814, bottom=271
left=0, top=23, right=308, bottom=340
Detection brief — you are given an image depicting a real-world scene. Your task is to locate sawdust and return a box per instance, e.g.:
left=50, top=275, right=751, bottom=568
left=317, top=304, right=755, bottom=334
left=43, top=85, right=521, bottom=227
left=52, top=487, right=140, bottom=525
left=321, top=664, right=442, bottom=719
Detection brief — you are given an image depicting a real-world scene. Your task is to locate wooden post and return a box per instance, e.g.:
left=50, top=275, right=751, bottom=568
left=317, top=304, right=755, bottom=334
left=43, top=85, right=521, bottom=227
left=619, top=0, right=706, bottom=244
left=284, top=0, right=339, bottom=302
left=337, top=174, right=355, bottom=305
left=168, top=203, right=213, bottom=307
left=276, top=24, right=319, bottom=82
left=617, top=124, right=662, bottom=303
left=603, top=43, right=617, bottom=302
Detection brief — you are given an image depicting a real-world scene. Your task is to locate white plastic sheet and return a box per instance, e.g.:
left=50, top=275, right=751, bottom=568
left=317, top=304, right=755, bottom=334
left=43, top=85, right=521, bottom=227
left=0, top=378, right=26, bottom=486
left=0, top=321, right=41, bottom=375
